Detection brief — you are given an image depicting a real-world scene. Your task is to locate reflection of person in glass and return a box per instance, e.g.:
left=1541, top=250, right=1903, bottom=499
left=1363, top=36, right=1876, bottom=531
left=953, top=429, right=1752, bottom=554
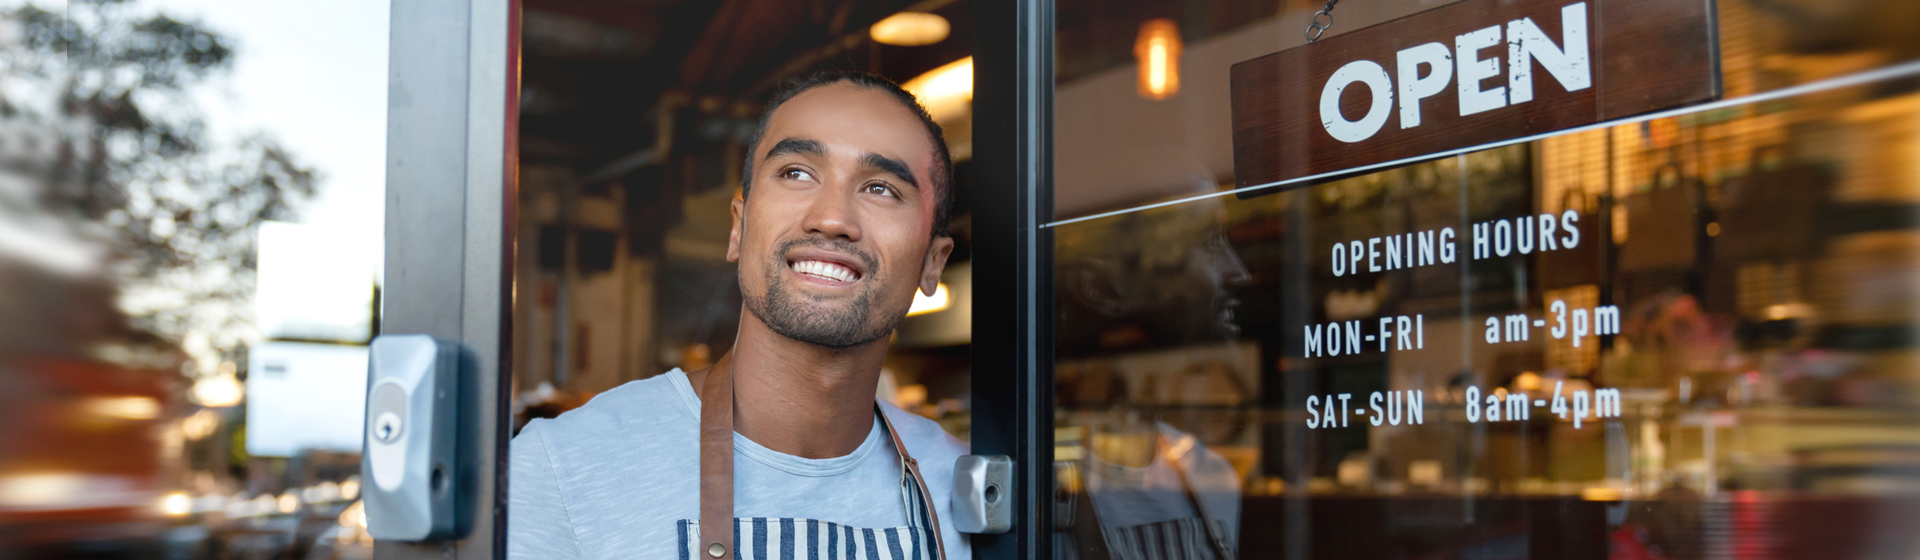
left=508, top=72, right=968, bottom=560
left=1058, top=196, right=1251, bottom=350
left=1055, top=190, right=1249, bottom=559
left=1059, top=417, right=1245, bottom=560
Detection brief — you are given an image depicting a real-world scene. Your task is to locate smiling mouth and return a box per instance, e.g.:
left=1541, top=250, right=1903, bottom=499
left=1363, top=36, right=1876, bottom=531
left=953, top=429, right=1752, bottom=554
left=1217, top=297, right=1241, bottom=329
left=790, top=259, right=861, bottom=283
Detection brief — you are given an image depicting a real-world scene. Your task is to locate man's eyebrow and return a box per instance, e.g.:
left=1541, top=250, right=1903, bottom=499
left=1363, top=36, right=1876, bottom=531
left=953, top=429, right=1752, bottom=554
left=762, top=137, right=825, bottom=161
left=860, top=151, right=920, bottom=191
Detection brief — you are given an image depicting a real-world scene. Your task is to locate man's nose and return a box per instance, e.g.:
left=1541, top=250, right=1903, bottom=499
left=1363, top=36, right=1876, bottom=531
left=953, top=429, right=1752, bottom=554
left=1217, top=241, right=1251, bottom=287
left=801, top=186, right=862, bottom=241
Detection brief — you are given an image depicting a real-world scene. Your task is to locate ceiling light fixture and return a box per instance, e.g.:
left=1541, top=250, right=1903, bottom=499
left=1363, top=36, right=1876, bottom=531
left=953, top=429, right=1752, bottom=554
left=871, top=12, right=950, bottom=47
left=902, top=57, right=973, bottom=124
left=1135, top=19, right=1182, bottom=100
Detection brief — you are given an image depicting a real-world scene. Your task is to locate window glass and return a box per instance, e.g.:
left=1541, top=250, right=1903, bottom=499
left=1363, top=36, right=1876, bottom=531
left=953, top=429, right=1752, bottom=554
left=1053, top=0, right=1920, bottom=557
left=0, top=1, right=389, bottom=556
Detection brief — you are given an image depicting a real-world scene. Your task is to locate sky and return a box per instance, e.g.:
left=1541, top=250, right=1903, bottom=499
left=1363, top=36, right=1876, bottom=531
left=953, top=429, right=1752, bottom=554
left=0, top=0, right=391, bottom=376
left=141, top=0, right=390, bottom=280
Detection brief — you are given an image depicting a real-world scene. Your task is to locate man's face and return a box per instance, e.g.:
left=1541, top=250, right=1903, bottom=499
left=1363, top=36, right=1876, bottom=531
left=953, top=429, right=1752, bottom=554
left=1060, top=199, right=1250, bottom=347
left=729, top=83, right=954, bottom=348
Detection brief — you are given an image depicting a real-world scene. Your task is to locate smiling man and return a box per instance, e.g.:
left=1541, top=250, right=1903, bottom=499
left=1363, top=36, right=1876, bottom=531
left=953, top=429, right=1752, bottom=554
left=509, top=72, right=967, bottom=560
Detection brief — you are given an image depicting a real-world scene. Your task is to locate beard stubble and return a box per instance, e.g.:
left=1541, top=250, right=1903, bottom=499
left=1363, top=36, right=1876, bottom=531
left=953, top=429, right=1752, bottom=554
left=742, top=236, right=899, bottom=349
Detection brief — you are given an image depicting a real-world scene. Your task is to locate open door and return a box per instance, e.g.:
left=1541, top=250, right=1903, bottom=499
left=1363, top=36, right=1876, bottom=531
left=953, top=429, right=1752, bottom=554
left=386, top=0, right=1009, bottom=557
left=374, top=0, right=518, bottom=557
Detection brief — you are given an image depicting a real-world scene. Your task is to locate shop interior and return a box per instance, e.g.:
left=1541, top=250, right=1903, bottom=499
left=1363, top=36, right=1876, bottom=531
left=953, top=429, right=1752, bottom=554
left=508, top=0, right=979, bottom=439
left=37, top=0, right=1918, bottom=557
left=507, top=0, right=1920, bottom=555
left=1047, top=0, right=1920, bottom=557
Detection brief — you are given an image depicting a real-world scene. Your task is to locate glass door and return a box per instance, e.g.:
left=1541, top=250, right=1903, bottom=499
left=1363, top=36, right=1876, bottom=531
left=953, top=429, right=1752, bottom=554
left=1044, top=0, right=1920, bottom=558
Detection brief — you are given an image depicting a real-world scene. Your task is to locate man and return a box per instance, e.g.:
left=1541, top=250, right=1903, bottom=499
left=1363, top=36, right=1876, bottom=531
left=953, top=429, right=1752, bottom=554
left=510, top=72, right=967, bottom=559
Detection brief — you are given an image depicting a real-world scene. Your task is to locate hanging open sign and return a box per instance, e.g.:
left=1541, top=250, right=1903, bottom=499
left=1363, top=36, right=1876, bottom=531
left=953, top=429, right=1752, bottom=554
left=1230, top=0, right=1719, bottom=191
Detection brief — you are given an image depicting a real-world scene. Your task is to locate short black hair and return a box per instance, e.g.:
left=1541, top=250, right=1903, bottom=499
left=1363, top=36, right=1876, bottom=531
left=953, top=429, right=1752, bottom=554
left=741, top=71, right=955, bottom=238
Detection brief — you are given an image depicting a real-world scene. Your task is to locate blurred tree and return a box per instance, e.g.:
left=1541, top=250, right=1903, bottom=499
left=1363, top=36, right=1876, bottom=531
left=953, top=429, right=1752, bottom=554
left=0, top=0, right=316, bottom=371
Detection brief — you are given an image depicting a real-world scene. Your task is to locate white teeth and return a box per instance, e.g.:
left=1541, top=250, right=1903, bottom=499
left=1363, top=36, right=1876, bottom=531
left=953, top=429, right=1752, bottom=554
left=791, top=260, right=856, bottom=283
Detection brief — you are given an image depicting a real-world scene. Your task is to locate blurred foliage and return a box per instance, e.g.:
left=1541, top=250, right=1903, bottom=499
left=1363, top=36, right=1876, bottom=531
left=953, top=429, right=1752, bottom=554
left=0, top=0, right=316, bottom=367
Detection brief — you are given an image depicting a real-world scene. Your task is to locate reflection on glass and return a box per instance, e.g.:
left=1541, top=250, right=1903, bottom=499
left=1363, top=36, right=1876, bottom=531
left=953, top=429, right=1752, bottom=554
left=1056, top=0, right=1920, bottom=557
left=0, top=2, right=383, bottom=557
left=1057, top=186, right=1251, bottom=558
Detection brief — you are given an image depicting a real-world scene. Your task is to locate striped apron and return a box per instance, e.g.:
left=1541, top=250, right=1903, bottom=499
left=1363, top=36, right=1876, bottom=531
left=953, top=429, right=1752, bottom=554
left=1095, top=518, right=1233, bottom=560
left=674, top=443, right=943, bottom=560
left=688, top=355, right=947, bottom=560
left=1054, top=432, right=1235, bottom=560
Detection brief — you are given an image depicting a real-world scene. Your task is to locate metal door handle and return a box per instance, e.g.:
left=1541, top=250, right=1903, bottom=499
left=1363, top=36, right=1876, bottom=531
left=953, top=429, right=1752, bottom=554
left=951, top=455, right=1012, bottom=534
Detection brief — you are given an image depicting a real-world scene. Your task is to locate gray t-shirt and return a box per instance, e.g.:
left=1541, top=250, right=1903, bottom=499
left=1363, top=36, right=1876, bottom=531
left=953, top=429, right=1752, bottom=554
left=508, top=369, right=971, bottom=559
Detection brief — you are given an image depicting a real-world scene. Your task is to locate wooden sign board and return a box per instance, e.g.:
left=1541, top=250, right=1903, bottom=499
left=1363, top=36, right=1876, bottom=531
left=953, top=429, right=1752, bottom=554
left=1230, top=0, right=1719, bottom=191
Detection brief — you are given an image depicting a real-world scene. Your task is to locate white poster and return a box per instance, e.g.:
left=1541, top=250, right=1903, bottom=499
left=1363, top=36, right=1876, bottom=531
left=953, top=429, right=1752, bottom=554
left=246, top=341, right=369, bottom=457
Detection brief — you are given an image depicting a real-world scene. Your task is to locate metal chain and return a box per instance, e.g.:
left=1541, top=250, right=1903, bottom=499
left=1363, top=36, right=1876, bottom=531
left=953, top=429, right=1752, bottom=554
left=1306, top=0, right=1341, bottom=43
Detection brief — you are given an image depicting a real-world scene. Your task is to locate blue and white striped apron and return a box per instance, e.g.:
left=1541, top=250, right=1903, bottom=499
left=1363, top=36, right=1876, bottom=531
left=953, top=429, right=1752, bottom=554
left=676, top=418, right=943, bottom=560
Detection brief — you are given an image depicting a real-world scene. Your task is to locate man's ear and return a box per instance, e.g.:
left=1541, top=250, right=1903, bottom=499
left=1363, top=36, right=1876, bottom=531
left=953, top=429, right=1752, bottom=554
left=1063, top=259, right=1128, bottom=317
left=919, top=235, right=956, bottom=296
left=726, top=195, right=744, bottom=263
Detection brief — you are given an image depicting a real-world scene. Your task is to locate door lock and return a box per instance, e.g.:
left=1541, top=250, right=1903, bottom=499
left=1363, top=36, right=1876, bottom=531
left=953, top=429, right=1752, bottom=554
left=361, top=334, right=463, bottom=541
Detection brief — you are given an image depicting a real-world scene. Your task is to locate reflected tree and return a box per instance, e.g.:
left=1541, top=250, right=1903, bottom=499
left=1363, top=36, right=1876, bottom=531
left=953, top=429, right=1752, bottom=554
left=0, top=0, right=316, bottom=369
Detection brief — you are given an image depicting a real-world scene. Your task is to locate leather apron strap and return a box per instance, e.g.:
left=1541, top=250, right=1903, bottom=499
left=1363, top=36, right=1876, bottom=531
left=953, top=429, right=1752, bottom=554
left=698, top=356, right=736, bottom=559
left=1165, top=435, right=1235, bottom=560
left=877, top=409, right=948, bottom=560
left=699, top=359, right=948, bottom=560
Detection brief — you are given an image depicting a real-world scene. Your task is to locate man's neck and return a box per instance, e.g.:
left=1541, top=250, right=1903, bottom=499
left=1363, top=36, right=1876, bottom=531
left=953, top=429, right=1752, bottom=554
left=692, top=313, right=891, bottom=460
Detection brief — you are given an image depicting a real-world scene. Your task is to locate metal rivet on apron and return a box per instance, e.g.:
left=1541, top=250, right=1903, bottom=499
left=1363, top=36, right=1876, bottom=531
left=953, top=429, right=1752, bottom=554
left=707, top=543, right=725, bottom=558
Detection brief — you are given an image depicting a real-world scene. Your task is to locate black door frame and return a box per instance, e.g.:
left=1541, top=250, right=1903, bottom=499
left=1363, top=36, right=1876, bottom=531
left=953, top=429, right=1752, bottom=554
left=971, top=0, right=1055, bottom=558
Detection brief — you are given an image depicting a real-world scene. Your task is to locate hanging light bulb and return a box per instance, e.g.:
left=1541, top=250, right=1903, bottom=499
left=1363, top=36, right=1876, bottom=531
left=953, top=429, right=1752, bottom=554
left=1135, top=19, right=1182, bottom=101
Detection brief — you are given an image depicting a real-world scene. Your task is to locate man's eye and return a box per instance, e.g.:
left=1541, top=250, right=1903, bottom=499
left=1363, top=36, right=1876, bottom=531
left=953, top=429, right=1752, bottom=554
left=862, top=183, right=898, bottom=199
left=782, top=169, right=815, bottom=181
